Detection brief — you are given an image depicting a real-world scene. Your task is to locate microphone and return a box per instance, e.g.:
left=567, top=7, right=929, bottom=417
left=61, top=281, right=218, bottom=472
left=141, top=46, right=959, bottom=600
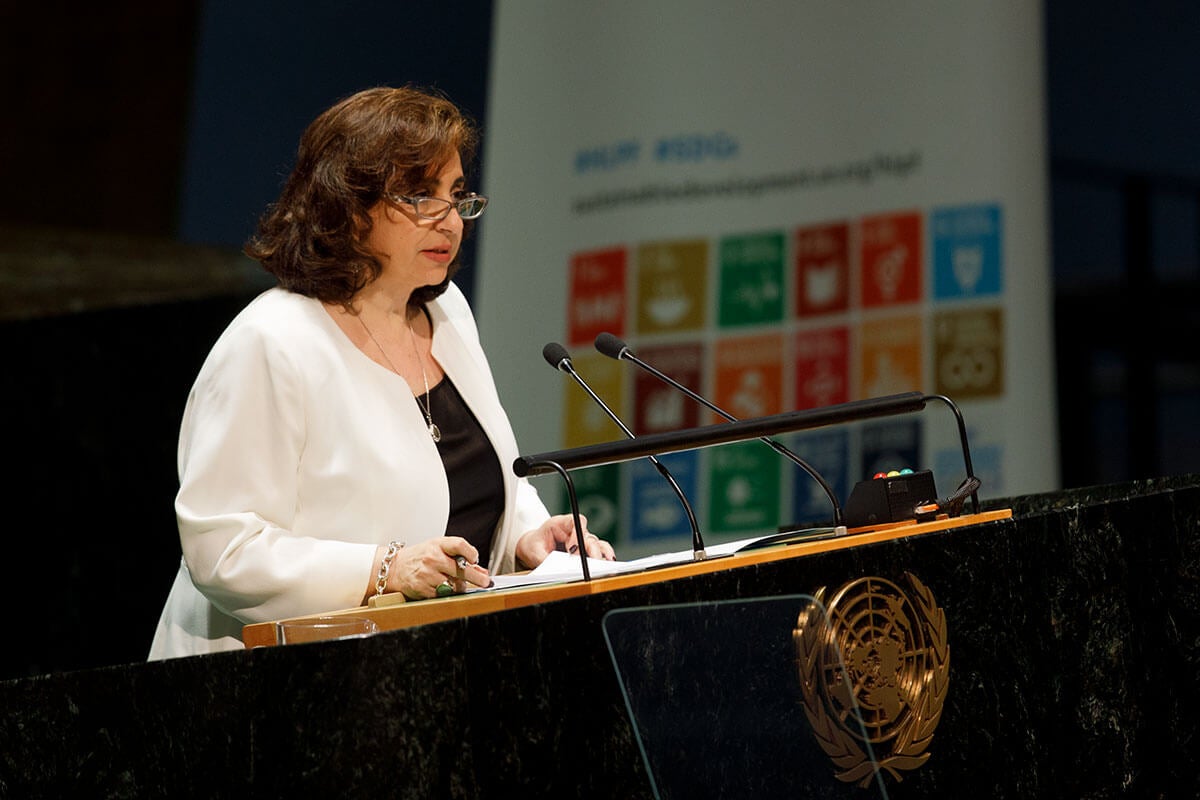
left=594, top=332, right=846, bottom=530
left=542, top=342, right=707, bottom=560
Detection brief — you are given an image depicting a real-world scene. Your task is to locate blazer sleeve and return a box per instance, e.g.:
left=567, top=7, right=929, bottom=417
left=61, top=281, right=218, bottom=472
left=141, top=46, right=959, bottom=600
left=174, top=315, right=377, bottom=624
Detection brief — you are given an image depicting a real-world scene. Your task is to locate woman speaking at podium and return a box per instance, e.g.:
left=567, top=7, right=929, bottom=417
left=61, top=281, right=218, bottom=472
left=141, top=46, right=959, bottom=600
left=150, top=86, right=613, bottom=659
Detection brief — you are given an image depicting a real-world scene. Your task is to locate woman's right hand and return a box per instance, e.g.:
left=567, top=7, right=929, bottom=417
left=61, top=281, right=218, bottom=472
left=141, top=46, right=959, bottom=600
left=366, top=537, right=491, bottom=602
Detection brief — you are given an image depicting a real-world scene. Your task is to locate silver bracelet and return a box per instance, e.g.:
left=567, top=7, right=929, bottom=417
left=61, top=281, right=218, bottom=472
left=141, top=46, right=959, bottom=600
left=375, top=540, right=405, bottom=596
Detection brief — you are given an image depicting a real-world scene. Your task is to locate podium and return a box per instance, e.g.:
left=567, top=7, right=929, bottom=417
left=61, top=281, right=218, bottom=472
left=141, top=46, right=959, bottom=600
left=2, top=475, right=1199, bottom=797
left=241, top=512, right=1008, bottom=647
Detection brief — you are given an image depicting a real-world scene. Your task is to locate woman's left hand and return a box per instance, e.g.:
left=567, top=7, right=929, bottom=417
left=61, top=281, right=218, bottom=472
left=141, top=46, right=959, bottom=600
left=514, top=514, right=616, bottom=569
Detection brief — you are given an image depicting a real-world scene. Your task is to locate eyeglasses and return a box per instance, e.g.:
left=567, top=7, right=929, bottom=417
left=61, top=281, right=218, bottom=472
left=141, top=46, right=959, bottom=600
left=388, top=192, right=489, bottom=221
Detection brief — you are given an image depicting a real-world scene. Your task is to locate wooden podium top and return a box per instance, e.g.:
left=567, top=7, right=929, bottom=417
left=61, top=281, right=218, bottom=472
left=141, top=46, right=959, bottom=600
left=242, top=509, right=1011, bottom=649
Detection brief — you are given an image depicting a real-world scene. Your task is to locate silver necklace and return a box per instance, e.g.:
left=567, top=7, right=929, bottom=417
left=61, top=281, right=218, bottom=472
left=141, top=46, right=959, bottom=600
left=359, top=314, right=442, bottom=443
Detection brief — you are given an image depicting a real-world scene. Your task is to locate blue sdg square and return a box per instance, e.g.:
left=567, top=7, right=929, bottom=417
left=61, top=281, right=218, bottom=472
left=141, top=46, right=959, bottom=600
left=932, top=204, right=1003, bottom=299
left=629, top=451, right=700, bottom=543
left=934, top=440, right=1004, bottom=499
left=788, top=429, right=848, bottom=528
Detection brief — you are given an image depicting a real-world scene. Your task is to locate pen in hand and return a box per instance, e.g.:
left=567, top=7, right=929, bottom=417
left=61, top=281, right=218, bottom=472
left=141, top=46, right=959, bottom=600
left=454, top=555, right=495, bottom=590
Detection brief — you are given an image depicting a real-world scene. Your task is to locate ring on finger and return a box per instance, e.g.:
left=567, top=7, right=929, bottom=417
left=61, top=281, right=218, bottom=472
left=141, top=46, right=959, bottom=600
left=436, top=580, right=454, bottom=597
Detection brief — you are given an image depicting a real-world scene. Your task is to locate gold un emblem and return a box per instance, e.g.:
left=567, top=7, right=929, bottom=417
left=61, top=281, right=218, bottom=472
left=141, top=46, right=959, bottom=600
left=793, top=573, right=950, bottom=786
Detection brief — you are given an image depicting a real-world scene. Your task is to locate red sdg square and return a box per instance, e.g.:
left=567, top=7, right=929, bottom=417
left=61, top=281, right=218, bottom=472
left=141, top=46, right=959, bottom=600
left=860, top=211, right=922, bottom=307
left=794, top=327, right=849, bottom=410
left=633, top=343, right=704, bottom=435
left=795, top=222, right=850, bottom=316
left=568, top=247, right=626, bottom=347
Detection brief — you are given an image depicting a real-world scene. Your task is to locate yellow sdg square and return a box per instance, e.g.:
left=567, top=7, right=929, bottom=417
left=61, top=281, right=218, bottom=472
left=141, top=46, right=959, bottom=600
left=933, top=308, right=1005, bottom=399
left=635, top=240, right=708, bottom=334
left=562, top=351, right=627, bottom=448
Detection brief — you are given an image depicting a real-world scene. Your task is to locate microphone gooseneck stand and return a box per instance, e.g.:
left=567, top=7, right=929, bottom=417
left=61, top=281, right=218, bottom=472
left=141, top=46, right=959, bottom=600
left=543, top=342, right=707, bottom=561
left=524, top=458, right=590, bottom=580
left=594, top=332, right=845, bottom=530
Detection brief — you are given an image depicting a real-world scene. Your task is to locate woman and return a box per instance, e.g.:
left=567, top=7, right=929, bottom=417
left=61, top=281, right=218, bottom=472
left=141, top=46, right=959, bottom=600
left=150, top=86, right=613, bottom=659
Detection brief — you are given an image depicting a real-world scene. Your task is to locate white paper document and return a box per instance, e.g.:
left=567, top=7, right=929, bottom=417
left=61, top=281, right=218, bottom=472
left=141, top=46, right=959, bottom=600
left=483, top=527, right=842, bottom=592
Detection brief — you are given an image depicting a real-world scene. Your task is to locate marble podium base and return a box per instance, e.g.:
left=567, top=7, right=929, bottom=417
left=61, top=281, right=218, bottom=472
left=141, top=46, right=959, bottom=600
left=1, top=474, right=1197, bottom=797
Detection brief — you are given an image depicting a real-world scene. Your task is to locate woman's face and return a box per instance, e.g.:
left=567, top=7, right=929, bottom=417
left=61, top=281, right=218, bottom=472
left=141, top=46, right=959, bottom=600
left=364, top=152, right=466, bottom=294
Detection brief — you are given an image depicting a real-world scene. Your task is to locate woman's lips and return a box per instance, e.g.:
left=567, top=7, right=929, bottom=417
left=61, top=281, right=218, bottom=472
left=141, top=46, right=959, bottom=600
left=422, top=248, right=453, bottom=264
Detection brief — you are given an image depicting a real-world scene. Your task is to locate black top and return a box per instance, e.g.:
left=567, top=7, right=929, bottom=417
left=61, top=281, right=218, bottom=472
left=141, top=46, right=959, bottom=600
left=420, top=375, right=505, bottom=568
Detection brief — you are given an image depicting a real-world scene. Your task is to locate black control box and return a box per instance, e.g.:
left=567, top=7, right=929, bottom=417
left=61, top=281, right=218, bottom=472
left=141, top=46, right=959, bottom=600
left=844, top=469, right=937, bottom=528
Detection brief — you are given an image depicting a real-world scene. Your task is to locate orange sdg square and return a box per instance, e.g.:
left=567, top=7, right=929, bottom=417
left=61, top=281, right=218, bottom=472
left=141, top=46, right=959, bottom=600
left=714, top=334, right=784, bottom=422
left=860, top=211, right=922, bottom=307
left=858, top=315, right=923, bottom=397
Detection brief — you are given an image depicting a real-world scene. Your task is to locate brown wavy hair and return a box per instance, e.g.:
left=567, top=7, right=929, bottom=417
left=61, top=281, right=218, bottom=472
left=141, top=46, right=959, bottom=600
left=244, top=86, right=480, bottom=308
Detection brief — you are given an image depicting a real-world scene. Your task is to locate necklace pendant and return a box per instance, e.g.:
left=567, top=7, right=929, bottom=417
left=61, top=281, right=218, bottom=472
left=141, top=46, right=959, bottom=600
left=429, top=422, right=442, bottom=443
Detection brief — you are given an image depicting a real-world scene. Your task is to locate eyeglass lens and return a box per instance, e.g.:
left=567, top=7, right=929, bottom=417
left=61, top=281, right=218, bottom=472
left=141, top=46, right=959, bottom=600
left=414, top=195, right=487, bottom=220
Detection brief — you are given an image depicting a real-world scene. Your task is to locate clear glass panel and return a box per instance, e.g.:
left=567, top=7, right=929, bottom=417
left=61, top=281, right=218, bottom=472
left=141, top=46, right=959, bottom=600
left=603, top=595, right=889, bottom=798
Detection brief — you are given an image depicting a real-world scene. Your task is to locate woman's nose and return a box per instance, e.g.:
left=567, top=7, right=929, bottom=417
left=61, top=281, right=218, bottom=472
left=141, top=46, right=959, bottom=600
left=438, top=206, right=465, bottom=232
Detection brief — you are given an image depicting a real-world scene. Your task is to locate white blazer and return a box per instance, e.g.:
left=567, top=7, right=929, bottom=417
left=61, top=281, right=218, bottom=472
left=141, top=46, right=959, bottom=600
left=149, top=283, right=550, bottom=659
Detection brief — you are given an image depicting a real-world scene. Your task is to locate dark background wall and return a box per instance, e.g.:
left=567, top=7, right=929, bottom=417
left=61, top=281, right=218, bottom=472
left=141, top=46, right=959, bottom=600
left=0, top=1, right=1195, bottom=681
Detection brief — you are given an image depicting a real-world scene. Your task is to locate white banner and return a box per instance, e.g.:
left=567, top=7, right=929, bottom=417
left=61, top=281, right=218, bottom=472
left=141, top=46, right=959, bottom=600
left=478, top=1, right=1056, bottom=554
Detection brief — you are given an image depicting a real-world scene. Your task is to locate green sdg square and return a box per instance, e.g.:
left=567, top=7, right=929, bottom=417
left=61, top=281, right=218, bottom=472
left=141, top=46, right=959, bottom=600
left=718, top=232, right=785, bottom=327
left=565, top=463, right=623, bottom=544
left=707, top=441, right=781, bottom=535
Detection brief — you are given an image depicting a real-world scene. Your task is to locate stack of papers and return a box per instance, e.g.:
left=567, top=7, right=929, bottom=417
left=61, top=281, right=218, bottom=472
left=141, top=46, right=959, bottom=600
left=484, top=527, right=842, bottom=592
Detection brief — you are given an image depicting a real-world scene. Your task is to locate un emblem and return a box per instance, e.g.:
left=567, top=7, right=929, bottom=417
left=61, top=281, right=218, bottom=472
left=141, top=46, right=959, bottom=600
left=793, top=573, right=950, bottom=786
